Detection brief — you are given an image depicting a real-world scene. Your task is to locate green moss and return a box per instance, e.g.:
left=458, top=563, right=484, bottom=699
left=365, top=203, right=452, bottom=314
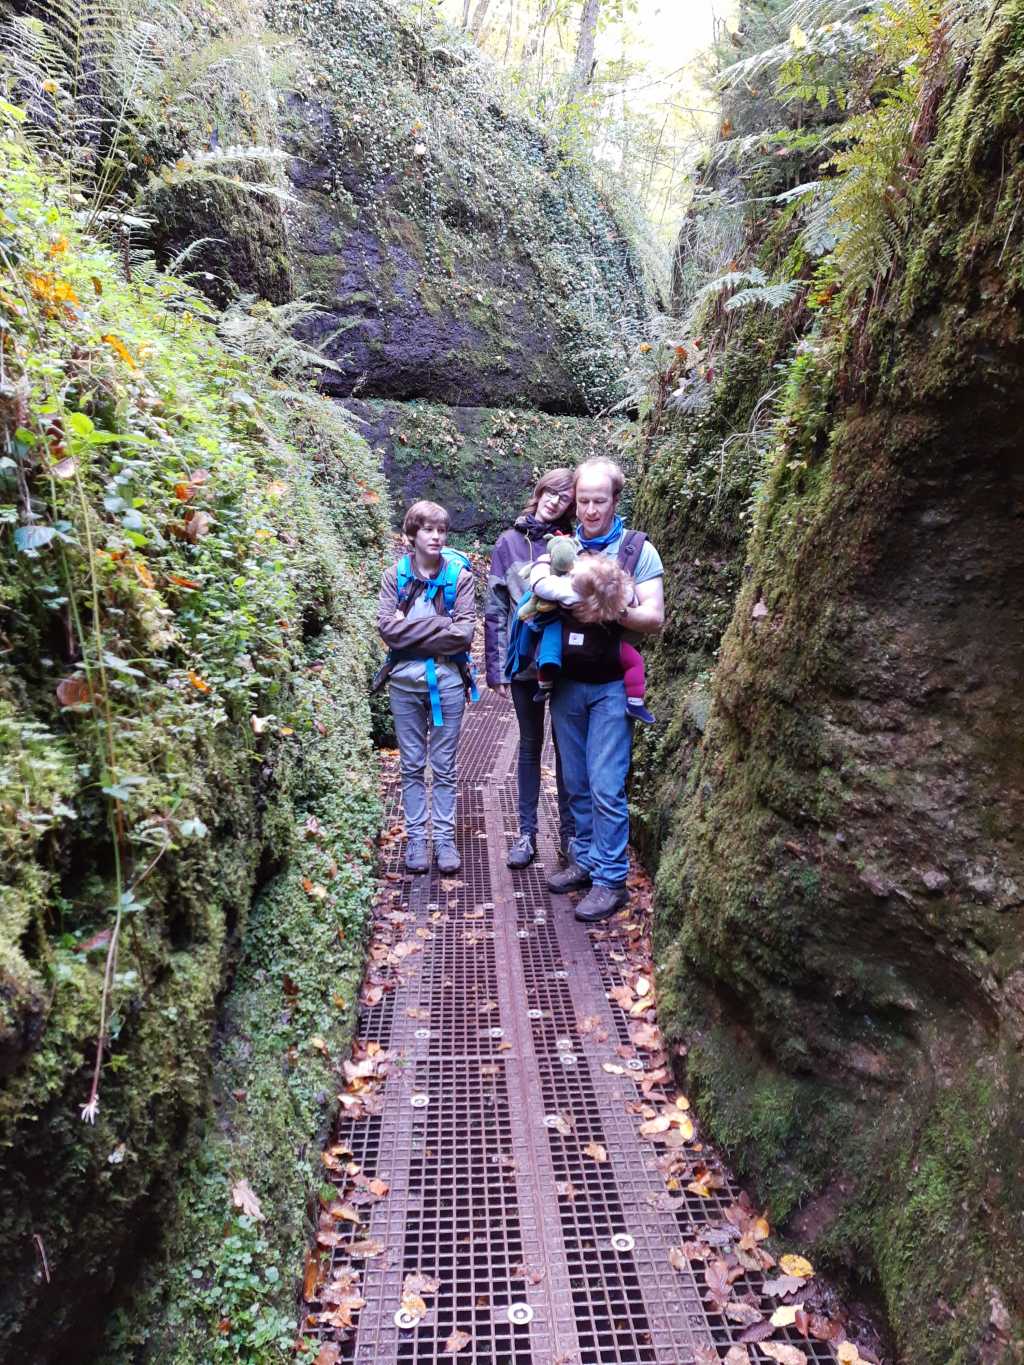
left=642, top=6, right=1024, bottom=1361
left=0, top=124, right=390, bottom=1360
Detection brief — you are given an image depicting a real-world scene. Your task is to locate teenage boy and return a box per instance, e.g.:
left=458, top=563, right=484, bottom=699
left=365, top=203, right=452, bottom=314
left=377, top=501, right=476, bottom=874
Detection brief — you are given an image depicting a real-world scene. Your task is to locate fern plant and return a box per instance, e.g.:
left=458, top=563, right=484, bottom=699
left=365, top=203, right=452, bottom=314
left=0, top=0, right=290, bottom=240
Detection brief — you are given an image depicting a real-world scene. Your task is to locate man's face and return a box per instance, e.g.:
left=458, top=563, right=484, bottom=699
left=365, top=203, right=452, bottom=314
left=413, top=520, right=447, bottom=558
left=575, top=472, right=618, bottom=538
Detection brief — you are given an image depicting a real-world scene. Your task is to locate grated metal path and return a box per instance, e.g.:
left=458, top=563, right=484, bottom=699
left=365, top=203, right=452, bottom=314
left=305, top=692, right=849, bottom=1365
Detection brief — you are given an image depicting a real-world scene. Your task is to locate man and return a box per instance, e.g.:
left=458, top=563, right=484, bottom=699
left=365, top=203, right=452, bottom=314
left=544, top=458, right=665, bottom=922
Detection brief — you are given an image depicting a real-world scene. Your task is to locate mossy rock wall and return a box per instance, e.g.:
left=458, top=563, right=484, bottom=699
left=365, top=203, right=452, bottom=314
left=0, top=131, right=389, bottom=1361
left=647, top=10, right=1024, bottom=1361
left=345, top=398, right=631, bottom=539
left=273, top=0, right=649, bottom=412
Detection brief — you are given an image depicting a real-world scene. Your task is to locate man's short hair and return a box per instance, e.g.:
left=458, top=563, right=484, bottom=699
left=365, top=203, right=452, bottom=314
left=403, top=500, right=450, bottom=538
left=574, top=457, right=625, bottom=499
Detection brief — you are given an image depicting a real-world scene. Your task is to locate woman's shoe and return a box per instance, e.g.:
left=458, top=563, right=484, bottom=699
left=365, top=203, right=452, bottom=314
left=506, top=833, right=537, bottom=869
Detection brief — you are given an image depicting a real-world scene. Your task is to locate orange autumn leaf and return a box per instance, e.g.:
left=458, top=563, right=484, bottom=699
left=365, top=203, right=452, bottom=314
left=167, top=573, right=201, bottom=589
left=302, top=1252, right=321, bottom=1301
left=56, top=675, right=91, bottom=707
left=101, top=333, right=138, bottom=368
left=134, top=560, right=155, bottom=589
left=27, top=271, right=79, bottom=307
left=48, top=235, right=69, bottom=256
left=188, top=670, right=211, bottom=693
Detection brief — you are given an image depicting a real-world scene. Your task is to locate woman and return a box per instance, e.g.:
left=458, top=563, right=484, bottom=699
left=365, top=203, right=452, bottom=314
left=377, top=500, right=476, bottom=875
left=485, top=469, right=575, bottom=869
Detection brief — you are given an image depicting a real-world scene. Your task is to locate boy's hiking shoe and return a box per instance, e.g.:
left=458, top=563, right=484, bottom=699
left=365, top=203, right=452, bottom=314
left=405, top=839, right=430, bottom=874
left=574, top=884, right=629, bottom=923
left=506, top=833, right=537, bottom=869
left=435, top=842, right=462, bottom=874
left=545, top=862, right=592, bottom=894
left=626, top=698, right=656, bottom=724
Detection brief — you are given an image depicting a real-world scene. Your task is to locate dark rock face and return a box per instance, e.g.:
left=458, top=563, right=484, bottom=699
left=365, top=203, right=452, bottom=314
left=342, top=399, right=631, bottom=538
left=272, top=0, right=650, bottom=414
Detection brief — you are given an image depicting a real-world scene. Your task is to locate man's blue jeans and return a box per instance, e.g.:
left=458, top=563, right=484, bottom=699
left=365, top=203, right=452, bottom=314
left=389, top=684, right=465, bottom=844
left=510, top=680, right=572, bottom=845
left=550, top=679, right=632, bottom=888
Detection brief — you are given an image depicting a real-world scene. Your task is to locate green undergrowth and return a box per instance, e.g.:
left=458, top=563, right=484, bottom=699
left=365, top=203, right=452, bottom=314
left=0, top=114, right=388, bottom=1361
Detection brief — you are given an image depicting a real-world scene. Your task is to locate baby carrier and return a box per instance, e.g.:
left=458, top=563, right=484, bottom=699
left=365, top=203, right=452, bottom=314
left=373, top=548, right=479, bottom=726
left=503, top=530, right=648, bottom=680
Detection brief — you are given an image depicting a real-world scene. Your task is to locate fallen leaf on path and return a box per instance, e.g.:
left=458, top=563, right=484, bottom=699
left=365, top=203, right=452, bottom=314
left=762, top=1275, right=805, bottom=1297
left=837, top=1346, right=862, bottom=1364
left=602, top=1062, right=625, bottom=1075
left=315, top=1346, right=341, bottom=1365
left=779, top=1254, right=814, bottom=1279
left=771, top=1305, right=803, bottom=1327
left=738, top=1319, right=776, bottom=1343
left=695, top=1347, right=718, bottom=1365
left=321, top=1294, right=366, bottom=1329
left=303, top=1252, right=320, bottom=1301
left=443, top=1330, right=471, bottom=1355
left=557, top=1181, right=577, bottom=1201
left=725, top=1302, right=764, bottom=1326
left=724, top=1349, right=751, bottom=1365
left=762, top=1345, right=808, bottom=1364
left=584, top=1142, right=608, bottom=1163
left=231, top=1178, right=264, bottom=1221
left=400, top=1292, right=428, bottom=1322
left=347, top=1239, right=385, bottom=1257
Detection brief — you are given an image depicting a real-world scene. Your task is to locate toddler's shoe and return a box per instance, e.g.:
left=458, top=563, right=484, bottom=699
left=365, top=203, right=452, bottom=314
left=435, top=842, right=462, bottom=874
left=404, top=838, right=430, bottom=874
left=532, top=686, right=553, bottom=704
left=626, top=697, right=656, bottom=724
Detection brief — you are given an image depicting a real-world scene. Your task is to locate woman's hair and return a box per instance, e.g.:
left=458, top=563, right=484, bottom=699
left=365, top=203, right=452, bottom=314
left=571, top=555, right=634, bottom=624
left=522, top=467, right=575, bottom=530
left=403, top=500, right=449, bottom=538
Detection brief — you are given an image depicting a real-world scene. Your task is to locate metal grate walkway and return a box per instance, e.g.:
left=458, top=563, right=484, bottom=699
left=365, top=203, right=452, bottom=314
left=303, top=691, right=856, bottom=1365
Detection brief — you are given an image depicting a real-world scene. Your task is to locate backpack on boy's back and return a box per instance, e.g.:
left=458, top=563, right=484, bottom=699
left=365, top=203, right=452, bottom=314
left=371, top=548, right=479, bottom=723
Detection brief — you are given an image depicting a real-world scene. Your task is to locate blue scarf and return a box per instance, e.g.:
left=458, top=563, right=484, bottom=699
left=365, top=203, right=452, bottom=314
left=577, top=514, right=623, bottom=552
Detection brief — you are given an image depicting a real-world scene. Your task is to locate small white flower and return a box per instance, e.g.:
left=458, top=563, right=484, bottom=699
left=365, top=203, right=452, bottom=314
left=80, top=1097, right=100, bottom=1124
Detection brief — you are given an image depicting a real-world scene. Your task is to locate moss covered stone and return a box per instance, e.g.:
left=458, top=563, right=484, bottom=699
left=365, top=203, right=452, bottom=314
left=644, top=7, right=1024, bottom=1360
left=0, top=128, right=389, bottom=1362
left=346, top=398, right=631, bottom=538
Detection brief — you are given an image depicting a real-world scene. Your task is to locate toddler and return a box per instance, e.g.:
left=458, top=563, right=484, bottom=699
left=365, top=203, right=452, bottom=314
left=527, top=550, right=655, bottom=724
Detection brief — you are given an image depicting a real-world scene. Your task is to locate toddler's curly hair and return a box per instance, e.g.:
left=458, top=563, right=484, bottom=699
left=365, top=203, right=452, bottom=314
left=571, top=555, right=634, bottom=624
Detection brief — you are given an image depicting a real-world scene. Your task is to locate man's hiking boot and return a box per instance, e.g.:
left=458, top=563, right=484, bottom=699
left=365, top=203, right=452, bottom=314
left=506, top=833, right=537, bottom=870
left=435, top=842, right=462, bottom=874
left=545, top=861, right=592, bottom=894
left=405, top=839, right=430, bottom=874
left=574, top=884, right=629, bottom=923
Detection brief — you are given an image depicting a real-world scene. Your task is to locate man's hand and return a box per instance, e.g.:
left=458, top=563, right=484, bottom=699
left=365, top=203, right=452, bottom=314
left=619, top=576, right=665, bottom=636
left=491, top=682, right=509, bottom=699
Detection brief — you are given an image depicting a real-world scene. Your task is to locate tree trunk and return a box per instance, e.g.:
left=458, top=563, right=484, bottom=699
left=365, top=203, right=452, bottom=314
left=568, top=0, right=600, bottom=100
left=461, top=0, right=471, bottom=29
left=468, top=0, right=493, bottom=39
